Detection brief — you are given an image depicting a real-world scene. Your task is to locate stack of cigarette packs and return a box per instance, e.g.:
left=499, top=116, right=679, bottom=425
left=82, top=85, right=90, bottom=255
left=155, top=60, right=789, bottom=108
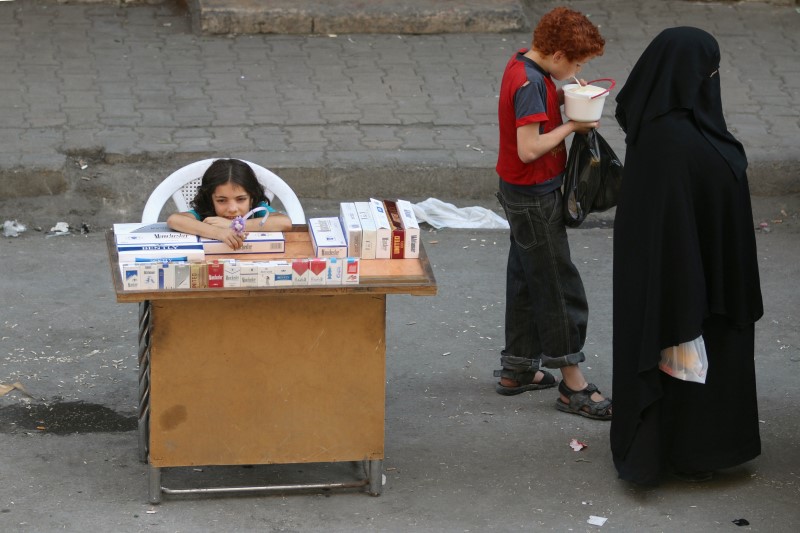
left=120, top=256, right=360, bottom=291
left=310, top=199, right=421, bottom=261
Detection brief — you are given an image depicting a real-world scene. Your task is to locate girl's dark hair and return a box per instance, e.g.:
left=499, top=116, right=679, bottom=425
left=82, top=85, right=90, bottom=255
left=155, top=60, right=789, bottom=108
left=190, top=159, right=268, bottom=219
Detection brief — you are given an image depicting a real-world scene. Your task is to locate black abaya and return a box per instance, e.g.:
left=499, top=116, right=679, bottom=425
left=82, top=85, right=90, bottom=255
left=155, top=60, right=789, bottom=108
left=610, top=28, right=763, bottom=485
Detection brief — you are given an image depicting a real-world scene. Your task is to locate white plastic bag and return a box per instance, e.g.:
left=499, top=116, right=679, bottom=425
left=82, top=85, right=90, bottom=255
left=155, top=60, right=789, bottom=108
left=659, top=335, right=708, bottom=384
left=411, top=198, right=509, bottom=230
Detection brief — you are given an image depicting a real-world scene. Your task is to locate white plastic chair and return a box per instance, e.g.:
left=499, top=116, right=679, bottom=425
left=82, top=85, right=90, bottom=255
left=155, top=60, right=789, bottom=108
left=141, top=158, right=306, bottom=224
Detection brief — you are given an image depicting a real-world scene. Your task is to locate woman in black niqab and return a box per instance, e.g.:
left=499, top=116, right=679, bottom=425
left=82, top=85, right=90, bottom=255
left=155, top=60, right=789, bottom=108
left=611, top=27, right=763, bottom=485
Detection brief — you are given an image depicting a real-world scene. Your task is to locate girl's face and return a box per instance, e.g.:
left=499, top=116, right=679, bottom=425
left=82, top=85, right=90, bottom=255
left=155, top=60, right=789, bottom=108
left=212, top=182, right=253, bottom=219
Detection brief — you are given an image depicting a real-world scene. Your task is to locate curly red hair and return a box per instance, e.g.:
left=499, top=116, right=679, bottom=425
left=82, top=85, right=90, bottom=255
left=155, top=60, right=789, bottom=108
left=532, top=7, right=605, bottom=61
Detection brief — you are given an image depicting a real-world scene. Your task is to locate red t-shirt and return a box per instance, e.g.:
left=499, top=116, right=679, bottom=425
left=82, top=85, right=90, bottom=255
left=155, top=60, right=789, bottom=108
left=496, top=50, right=567, bottom=186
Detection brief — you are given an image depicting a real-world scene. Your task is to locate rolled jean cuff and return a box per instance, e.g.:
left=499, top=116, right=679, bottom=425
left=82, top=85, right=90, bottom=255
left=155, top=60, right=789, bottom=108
left=541, top=350, right=586, bottom=369
left=499, top=352, right=541, bottom=372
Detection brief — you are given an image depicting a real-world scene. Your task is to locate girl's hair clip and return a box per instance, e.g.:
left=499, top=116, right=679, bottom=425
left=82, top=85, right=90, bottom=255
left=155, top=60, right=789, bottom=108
left=230, top=206, right=270, bottom=235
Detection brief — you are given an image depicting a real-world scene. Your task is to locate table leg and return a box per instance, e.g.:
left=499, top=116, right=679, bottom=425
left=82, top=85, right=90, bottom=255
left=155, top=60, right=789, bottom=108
left=367, top=459, right=383, bottom=496
left=137, top=301, right=151, bottom=463
left=148, top=464, right=162, bottom=505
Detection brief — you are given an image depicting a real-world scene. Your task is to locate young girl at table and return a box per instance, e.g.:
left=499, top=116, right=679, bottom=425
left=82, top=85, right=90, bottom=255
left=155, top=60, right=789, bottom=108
left=167, top=158, right=292, bottom=250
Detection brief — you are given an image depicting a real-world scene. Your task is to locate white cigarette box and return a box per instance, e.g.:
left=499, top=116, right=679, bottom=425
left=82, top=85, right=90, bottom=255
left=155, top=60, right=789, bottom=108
left=354, top=202, right=377, bottom=259
left=369, top=198, right=392, bottom=259
left=273, top=261, right=293, bottom=286
left=159, top=262, right=176, bottom=289
left=174, top=263, right=191, bottom=289
left=308, top=217, right=348, bottom=258
left=291, top=259, right=310, bottom=285
left=325, top=257, right=343, bottom=285
left=201, top=232, right=285, bottom=255
left=240, top=262, right=259, bottom=287
left=122, top=264, right=140, bottom=290
left=344, top=257, right=360, bottom=285
left=117, top=243, right=205, bottom=265
left=113, top=222, right=199, bottom=245
left=339, top=202, right=363, bottom=258
left=224, top=261, right=241, bottom=287
left=140, top=264, right=159, bottom=290
left=307, top=258, right=327, bottom=285
left=257, top=262, right=274, bottom=287
left=396, top=199, right=421, bottom=259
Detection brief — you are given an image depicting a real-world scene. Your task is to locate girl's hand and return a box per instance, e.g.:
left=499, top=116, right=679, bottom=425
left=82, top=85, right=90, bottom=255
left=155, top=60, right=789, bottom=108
left=214, top=226, right=245, bottom=250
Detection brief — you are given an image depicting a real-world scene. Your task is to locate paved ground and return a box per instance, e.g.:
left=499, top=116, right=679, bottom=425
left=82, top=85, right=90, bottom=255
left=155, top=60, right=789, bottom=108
left=1, top=0, right=800, bottom=531
left=0, top=0, right=799, bottom=230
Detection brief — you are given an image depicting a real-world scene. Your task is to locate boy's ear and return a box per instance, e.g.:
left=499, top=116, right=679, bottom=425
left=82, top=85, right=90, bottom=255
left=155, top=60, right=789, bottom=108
left=552, top=50, right=566, bottom=63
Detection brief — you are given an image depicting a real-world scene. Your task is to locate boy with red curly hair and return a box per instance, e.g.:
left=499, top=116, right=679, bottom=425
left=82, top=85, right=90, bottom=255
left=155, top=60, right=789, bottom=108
left=493, top=7, right=612, bottom=420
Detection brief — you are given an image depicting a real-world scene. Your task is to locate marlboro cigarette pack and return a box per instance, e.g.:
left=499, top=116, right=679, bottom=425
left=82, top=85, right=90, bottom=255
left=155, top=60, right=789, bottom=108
left=396, top=199, right=421, bottom=259
left=201, top=232, right=285, bottom=255
left=339, top=202, right=363, bottom=258
left=354, top=202, right=377, bottom=259
left=308, top=217, right=348, bottom=258
left=382, top=200, right=406, bottom=259
left=113, top=222, right=198, bottom=245
left=369, top=198, right=392, bottom=259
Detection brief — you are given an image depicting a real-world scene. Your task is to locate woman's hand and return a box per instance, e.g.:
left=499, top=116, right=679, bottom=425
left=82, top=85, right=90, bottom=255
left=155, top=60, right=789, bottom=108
left=203, top=216, right=235, bottom=229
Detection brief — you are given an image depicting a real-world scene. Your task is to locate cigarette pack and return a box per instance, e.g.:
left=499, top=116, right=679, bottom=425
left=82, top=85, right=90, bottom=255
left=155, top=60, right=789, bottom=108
left=158, top=262, right=176, bottom=289
left=140, top=264, right=159, bottom=290
left=190, top=262, right=207, bottom=288
left=117, top=243, right=205, bottom=265
left=223, top=261, right=241, bottom=287
left=344, top=257, right=360, bottom=285
left=240, top=262, right=259, bottom=287
left=339, top=202, right=363, bottom=258
left=122, top=264, right=140, bottom=290
left=174, top=263, right=191, bottom=289
left=291, top=259, right=310, bottom=285
left=257, top=262, right=274, bottom=287
left=369, top=198, right=392, bottom=259
left=113, top=222, right=198, bottom=245
left=308, top=217, right=348, bottom=258
left=273, top=261, right=293, bottom=286
left=308, top=258, right=327, bottom=285
left=382, top=200, right=406, bottom=259
left=354, top=202, right=377, bottom=259
left=396, top=199, right=421, bottom=259
left=207, top=260, right=224, bottom=288
left=201, top=232, right=285, bottom=255
left=325, top=257, right=343, bottom=285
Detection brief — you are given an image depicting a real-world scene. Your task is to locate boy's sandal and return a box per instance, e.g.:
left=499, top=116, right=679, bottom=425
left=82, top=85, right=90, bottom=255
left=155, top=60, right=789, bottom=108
left=555, top=381, right=612, bottom=420
left=493, top=368, right=557, bottom=396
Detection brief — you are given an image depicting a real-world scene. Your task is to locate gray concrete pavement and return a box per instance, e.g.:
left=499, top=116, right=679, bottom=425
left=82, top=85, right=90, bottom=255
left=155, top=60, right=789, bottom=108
left=1, top=195, right=799, bottom=531
left=1, top=0, right=799, bottom=230
left=2, top=0, right=800, bottom=531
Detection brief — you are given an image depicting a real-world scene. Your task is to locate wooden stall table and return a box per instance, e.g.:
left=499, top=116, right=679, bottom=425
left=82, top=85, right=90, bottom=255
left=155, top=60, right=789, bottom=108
left=106, top=229, right=437, bottom=503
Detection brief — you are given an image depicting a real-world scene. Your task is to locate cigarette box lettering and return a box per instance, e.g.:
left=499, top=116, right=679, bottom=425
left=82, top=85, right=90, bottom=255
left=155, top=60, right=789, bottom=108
left=273, top=262, right=293, bottom=286
left=117, top=242, right=205, bottom=265
left=201, top=232, right=285, bottom=255
left=140, top=264, right=159, bottom=290
left=190, top=262, right=207, bottom=289
left=240, top=262, right=259, bottom=287
left=368, top=198, right=392, bottom=259
left=122, top=264, right=140, bottom=290
left=354, top=202, right=377, bottom=259
left=291, top=259, right=310, bottom=286
left=308, top=258, right=327, bottom=285
left=308, top=217, right=348, bottom=258
left=396, top=199, right=421, bottom=259
left=113, top=222, right=199, bottom=245
left=224, top=261, right=241, bottom=287
left=382, top=200, right=406, bottom=259
left=207, top=261, right=224, bottom=288
left=339, top=202, right=363, bottom=258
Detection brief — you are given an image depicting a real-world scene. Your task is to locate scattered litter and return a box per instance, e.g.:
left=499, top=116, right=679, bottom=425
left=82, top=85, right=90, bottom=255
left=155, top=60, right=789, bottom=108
left=382, top=474, right=386, bottom=485
left=146, top=509, right=157, bottom=514
left=78, top=159, right=88, bottom=170
left=587, top=515, right=607, bottom=526
left=80, top=223, right=90, bottom=234
left=442, top=352, right=451, bottom=356
left=570, top=438, right=588, bottom=451
left=412, top=198, right=509, bottom=229
left=47, top=222, right=70, bottom=237
left=732, top=518, right=750, bottom=527
left=757, top=221, right=771, bottom=233
left=0, top=382, right=33, bottom=398
left=3, top=220, right=26, bottom=237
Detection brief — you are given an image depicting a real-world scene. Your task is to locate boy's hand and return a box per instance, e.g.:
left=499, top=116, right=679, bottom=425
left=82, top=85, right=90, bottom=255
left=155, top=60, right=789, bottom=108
left=571, top=120, right=599, bottom=134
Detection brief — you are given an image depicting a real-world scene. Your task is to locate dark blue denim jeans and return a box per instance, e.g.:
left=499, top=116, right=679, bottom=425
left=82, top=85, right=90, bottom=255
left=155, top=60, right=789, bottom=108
left=496, top=180, right=588, bottom=370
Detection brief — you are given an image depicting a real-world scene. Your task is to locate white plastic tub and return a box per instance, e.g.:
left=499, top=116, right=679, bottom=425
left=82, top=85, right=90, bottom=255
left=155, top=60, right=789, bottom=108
left=563, top=78, right=615, bottom=122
